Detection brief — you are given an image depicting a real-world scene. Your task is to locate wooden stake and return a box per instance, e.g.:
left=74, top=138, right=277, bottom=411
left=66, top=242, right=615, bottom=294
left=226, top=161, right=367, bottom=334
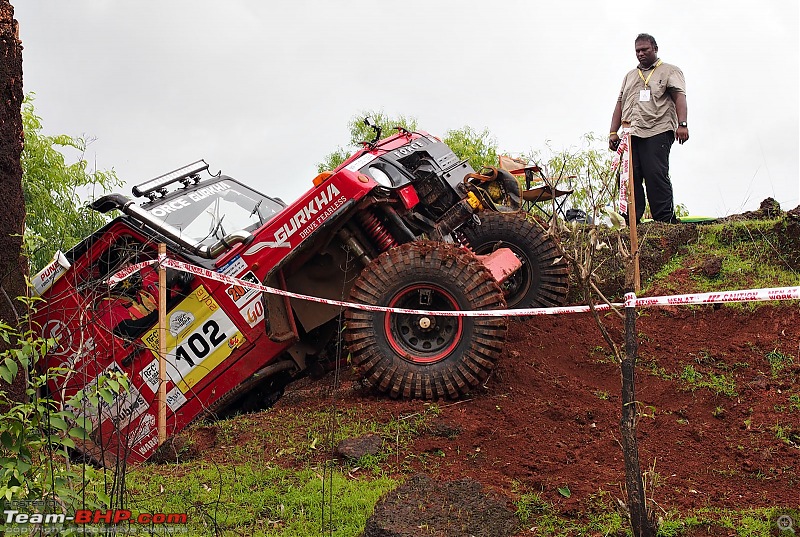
left=622, top=295, right=653, bottom=536
left=623, top=123, right=641, bottom=293
left=157, top=243, right=167, bottom=445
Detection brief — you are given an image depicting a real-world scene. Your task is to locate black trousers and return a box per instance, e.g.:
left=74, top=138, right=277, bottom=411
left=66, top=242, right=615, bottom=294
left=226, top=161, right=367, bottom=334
left=630, top=131, right=677, bottom=223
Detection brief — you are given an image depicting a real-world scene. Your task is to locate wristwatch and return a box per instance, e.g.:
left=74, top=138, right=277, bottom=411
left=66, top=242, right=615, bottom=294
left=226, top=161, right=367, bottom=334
left=678, top=122, right=688, bottom=127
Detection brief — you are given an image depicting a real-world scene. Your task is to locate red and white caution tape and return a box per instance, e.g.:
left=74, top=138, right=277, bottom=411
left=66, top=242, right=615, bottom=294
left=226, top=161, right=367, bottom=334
left=611, top=129, right=631, bottom=216
left=107, top=259, right=157, bottom=286
left=158, top=257, right=618, bottom=317
left=625, top=286, right=800, bottom=309
left=106, top=255, right=800, bottom=317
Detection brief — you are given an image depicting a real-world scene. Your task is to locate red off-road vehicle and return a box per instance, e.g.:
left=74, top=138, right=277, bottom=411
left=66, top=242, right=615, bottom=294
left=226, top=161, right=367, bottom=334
left=32, top=125, right=568, bottom=465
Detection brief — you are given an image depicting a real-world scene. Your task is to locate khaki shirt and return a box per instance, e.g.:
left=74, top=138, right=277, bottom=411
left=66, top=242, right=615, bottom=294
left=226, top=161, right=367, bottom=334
left=618, top=59, right=686, bottom=137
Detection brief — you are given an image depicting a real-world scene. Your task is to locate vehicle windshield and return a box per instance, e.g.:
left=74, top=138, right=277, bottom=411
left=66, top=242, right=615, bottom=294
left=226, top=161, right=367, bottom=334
left=143, top=179, right=284, bottom=246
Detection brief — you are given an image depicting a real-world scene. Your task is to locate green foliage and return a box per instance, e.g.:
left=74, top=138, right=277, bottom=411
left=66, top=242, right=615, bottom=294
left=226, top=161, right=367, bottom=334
left=657, top=508, right=795, bottom=537
left=675, top=202, right=690, bottom=218
left=317, top=112, right=500, bottom=178
left=766, top=349, right=794, bottom=378
left=512, top=487, right=626, bottom=535
left=522, top=132, right=616, bottom=217
left=593, top=390, right=610, bottom=400
left=513, top=490, right=549, bottom=523
left=22, top=94, right=121, bottom=271
left=788, top=393, right=800, bottom=413
left=317, top=111, right=418, bottom=172
left=0, top=293, right=129, bottom=533
left=679, top=365, right=738, bottom=397
left=773, top=423, right=800, bottom=447
left=127, top=462, right=397, bottom=536
left=442, top=125, right=499, bottom=173
left=641, top=218, right=798, bottom=300
left=317, top=110, right=632, bottom=223
left=211, top=403, right=434, bottom=469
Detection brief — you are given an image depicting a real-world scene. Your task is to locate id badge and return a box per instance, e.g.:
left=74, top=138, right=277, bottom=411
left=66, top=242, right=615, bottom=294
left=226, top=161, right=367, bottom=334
left=639, top=89, right=651, bottom=102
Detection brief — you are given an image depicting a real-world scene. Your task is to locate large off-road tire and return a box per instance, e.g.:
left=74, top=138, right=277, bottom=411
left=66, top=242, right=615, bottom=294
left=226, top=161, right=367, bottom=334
left=461, top=211, right=569, bottom=309
left=344, top=241, right=508, bottom=400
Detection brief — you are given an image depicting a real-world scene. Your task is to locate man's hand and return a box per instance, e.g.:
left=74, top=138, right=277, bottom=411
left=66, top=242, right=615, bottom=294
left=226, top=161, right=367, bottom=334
left=676, top=126, right=689, bottom=145
left=608, top=133, right=620, bottom=151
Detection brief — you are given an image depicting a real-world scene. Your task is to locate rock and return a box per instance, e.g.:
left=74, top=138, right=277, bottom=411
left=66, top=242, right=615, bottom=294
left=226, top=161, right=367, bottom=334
left=336, top=433, right=383, bottom=460
left=758, top=197, right=782, bottom=216
left=700, top=256, right=723, bottom=278
left=362, top=474, right=518, bottom=537
left=149, top=426, right=217, bottom=464
left=428, top=420, right=461, bottom=439
left=739, top=197, right=783, bottom=220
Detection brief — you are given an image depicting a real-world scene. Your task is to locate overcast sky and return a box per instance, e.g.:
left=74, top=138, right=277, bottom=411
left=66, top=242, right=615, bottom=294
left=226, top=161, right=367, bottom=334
left=14, top=1, right=799, bottom=217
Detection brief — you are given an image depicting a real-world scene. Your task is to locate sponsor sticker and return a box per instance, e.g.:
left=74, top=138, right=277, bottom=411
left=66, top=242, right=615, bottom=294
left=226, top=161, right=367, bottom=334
left=344, top=152, right=377, bottom=172
left=31, top=251, right=71, bottom=296
left=129, top=413, right=156, bottom=446
left=140, top=359, right=160, bottom=393
left=166, top=386, right=188, bottom=412
left=141, top=285, right=244, bottom=393
left=225, top=271, right=260, bottom=308
left=240, top=294, right=265, bottom=328
left=148, top=183, right=231, bottom=218
left=75, top=363, right=148, bottom=431
left=218, top=255, right=247, bottom=277
left=168, top=310, right=195, bottom=337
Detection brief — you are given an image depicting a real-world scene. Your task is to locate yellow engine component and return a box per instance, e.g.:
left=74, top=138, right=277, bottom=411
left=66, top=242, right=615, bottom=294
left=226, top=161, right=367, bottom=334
left=466, top=191, right=483, bottom=211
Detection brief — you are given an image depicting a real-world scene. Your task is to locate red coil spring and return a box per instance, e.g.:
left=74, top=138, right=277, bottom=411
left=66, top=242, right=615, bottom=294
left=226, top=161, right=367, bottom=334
left=357, top=210, right=397, bottom=252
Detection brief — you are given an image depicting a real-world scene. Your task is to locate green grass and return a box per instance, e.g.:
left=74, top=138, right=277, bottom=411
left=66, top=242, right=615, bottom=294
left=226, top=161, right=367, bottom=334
left=766, top=349, right=795, bottom=378
left=788, top=393, right=800, bottom=413
left=114, top=403, right=445, bottom=535
left=657, top=507, right=799, bottom=537
left=208, top=403, right=434, bottom=469
left=640, top=218, right=799, bottom=303
left=515, top=492, right=798, bottom=536
left=692, top=220, right=798, bottom=294
left=593, top=390, right=610, bottom=400
left=513, top=490, right=549, bottom=524
left=644, top=253, right=688, bottom=294
left=125, top=462, right=397, bottom=536
left=679, top=365, right=738, bottom=397
left=641, top=356, right=672, bottom=380
left=513, top=489, right=626, bottom=535
left=120, top=419, right=798, bottom=537
left=773, top=423, right=800, bottom=448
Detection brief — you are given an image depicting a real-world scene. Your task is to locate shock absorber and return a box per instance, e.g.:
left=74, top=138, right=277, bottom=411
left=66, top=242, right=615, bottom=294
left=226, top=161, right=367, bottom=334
left=356, top=210, right=398, bottom=252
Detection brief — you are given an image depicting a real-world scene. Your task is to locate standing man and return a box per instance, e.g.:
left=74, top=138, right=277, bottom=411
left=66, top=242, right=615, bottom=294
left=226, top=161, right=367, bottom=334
left=609, top=33, right=688, bottom=223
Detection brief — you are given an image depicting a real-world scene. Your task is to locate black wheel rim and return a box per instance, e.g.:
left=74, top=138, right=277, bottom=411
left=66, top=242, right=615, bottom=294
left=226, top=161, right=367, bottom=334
left=384, top=284, right=463, bottom=364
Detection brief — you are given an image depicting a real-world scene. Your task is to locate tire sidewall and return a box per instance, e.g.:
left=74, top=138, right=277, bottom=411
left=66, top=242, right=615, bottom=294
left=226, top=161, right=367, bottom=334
left=345, top=241, right=507, bottom=399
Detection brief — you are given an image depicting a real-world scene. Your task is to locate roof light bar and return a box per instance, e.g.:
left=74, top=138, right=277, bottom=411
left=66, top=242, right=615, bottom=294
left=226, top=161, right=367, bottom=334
left=132, top=160, right=209, bottom=199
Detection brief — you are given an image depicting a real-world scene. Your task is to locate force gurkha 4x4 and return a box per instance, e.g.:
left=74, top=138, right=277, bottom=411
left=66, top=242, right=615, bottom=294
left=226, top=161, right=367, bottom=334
left=32, top=124, right=568, bottom=464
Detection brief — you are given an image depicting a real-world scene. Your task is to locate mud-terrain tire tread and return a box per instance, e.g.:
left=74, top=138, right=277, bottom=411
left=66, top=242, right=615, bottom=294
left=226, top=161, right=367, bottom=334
left=461, top=212, right=569, bottom=309
left=344, top=241, right=507, bottom=399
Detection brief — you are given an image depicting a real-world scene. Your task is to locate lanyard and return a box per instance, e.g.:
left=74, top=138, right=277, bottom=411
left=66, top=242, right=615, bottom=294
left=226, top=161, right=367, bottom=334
left=637, top=59, right=662, bottom=88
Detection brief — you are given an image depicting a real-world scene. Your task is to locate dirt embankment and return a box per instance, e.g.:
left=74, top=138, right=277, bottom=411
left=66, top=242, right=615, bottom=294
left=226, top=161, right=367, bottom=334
left=357, top=203, right=800, bottom=535
left=177, top=203, right=800, bottom=536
